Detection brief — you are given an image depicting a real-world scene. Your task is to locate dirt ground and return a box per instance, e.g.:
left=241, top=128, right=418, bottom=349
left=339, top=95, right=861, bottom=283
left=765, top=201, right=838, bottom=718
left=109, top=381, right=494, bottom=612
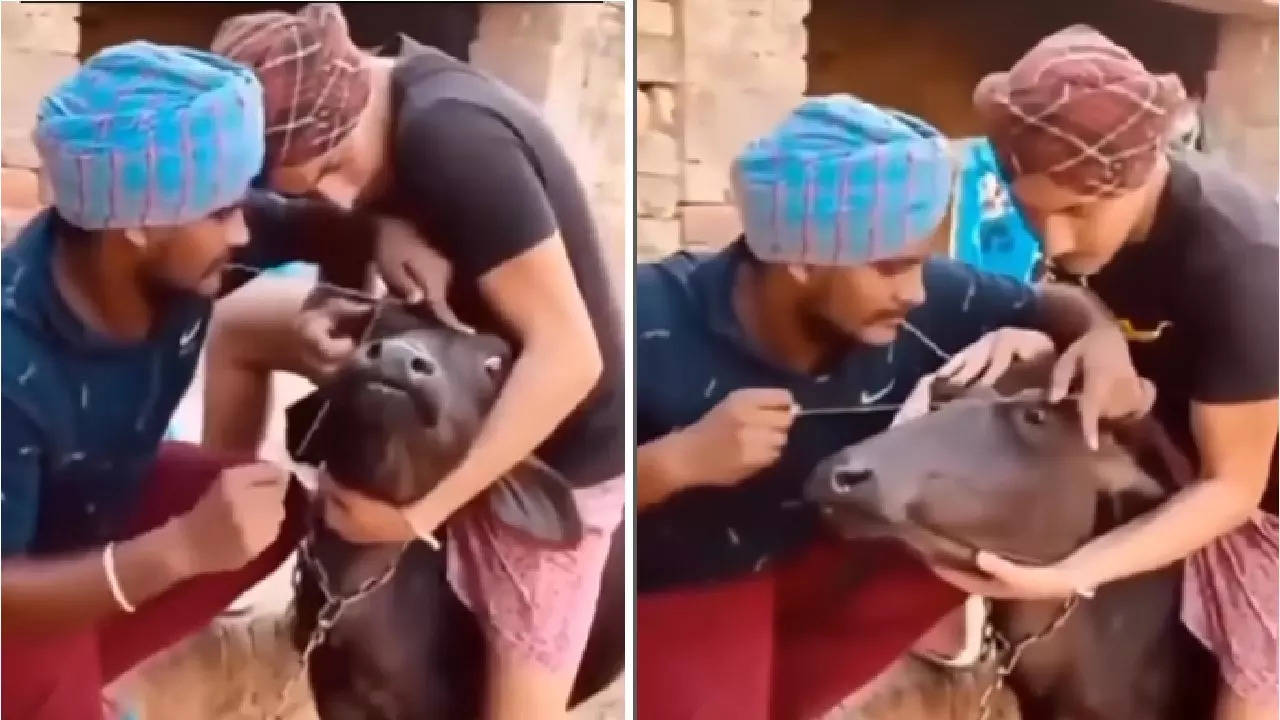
left=108, top=557, right=623, bottom=719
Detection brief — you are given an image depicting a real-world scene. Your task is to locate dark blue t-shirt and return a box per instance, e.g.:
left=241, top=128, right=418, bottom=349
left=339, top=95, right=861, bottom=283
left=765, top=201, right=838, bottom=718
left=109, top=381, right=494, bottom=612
left=635, top=242, right=1039, bottom=592
left=2, top=212, right=212, bottom=556
left=0, top=197, right=337, bottom=557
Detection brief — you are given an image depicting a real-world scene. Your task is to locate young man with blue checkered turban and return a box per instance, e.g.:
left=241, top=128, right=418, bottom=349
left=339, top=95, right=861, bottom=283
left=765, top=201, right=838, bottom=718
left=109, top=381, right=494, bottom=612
left=633, top=95, right=1152, bottom=718
left=0, top=42, right=355, bottom=719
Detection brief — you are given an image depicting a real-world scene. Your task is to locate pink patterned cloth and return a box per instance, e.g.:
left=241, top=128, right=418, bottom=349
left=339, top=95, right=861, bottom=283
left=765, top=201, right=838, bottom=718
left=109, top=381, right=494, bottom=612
left=1182, top=511, right=1279, bottom=702
left=445, top=475, right=624, bottom=672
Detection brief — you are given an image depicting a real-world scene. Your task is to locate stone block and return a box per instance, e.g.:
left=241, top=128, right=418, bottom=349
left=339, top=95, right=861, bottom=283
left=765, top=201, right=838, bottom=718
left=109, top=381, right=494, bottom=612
left=637, top=130, right=679, bottom=177
left=1, top=3, right=80, bottom=56
left=638, top=35, right=680, bottom=83
left=2, top=167, right=40, bottom=212
left=637, top=88, right=652, bottom=134
left=636, top=0, right=675, bottom=37
left=678, top=0, right=808, bottom=204
left=637, top=174, right=679, bottom=219
left=649, top=85, right=677, bottom=130
left=637, top=217, right=681, bottom=261
left=680, top=204, right=742, bottom=251
left=2, top=130, right=41, bottom=170
left=1, top=49, right=80, bottom=143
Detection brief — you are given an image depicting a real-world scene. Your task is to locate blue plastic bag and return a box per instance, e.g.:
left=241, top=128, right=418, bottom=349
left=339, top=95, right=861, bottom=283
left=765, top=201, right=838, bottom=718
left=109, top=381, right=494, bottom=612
left=949, top=138, right=1041, bottom=284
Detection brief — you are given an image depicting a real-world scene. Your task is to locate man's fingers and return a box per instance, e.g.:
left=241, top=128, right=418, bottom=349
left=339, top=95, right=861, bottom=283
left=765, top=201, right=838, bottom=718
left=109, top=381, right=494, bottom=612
left=744, top=405, right=797, bottom=431
left=1048, top=344, right=1082, bottom=403
left=311, top=334, right=356, bottom=364
left=382, top=261, right=424, bottom=304
left=948, top=352, right=992, bottom=388
left=976, top=344, right=1014, bottom=387
left=1077, top=384, right=1102, bottom=451
left=324, top=297, right=374, bottom=322
left=736, top=388, right=795, bottom=410
left=938, top=337, right=988, bottom=383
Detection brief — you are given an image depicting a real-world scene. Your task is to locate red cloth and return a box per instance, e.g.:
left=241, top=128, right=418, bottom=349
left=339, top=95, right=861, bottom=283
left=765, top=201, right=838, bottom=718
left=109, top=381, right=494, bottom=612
left=2, top=442, right=306, bottom=720
left=212, top=3, right=370, bottom=167
left=974, top=25, right=1185, bottom=196
left=635, top=538, right=962, bottom=720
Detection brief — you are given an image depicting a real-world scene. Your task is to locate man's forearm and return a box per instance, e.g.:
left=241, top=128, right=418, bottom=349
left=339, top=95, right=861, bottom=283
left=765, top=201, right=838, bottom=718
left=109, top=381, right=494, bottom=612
left=637, top=433, right=690, bottom=510
left=1034, top=282, right=1115, bottom=348
left=1064, top=475, right=1258, bottom=591
left=241, top=191, right=375, bottom=287
left=2, top=520, right=195, bottom=635
left=422, top=329, right=602, bottom=520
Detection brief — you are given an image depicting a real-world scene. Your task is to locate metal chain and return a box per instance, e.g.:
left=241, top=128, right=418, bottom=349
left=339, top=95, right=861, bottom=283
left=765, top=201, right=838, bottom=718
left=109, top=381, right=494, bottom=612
left=973, top=594, right=1081, bottom=720
left=269, top=534, right=411, bottom=720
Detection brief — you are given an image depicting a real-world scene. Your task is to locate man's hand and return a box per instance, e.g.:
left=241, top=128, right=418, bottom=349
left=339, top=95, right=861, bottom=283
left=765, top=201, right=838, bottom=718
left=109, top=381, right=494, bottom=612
left=375, top=217, right=470, bottom=333
left=293, top=295, right=369, bottom=380
left=930, top=551, right=1092, bottom=601
left=938, top=328, right=1055, bottom=387
left=175, top=462, right=289, bottom=575
left=319, top=473, right=421, bottom=545
left=1050, top=327, right=1155, bottom=450
left=666, top=388, right=796, bottom=489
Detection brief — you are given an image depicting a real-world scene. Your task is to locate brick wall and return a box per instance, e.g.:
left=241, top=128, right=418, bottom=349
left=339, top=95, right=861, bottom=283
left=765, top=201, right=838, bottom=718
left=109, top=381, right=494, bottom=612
left=636, top=0, right=810, bottom=262
left=1203, top=14, right=1279, bottom=194
left=0, top=3, right=627, bottom=281
left=638, top=0, right=1277, bottom=262
left=1, top=3, right=79, bottom=244
left=474, top=3, right=627, bottom=286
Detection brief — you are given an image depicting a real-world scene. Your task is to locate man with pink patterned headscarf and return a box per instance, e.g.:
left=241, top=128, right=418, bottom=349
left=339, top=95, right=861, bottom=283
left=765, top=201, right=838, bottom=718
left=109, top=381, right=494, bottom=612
left=956, top=25, right=1278, bottom=720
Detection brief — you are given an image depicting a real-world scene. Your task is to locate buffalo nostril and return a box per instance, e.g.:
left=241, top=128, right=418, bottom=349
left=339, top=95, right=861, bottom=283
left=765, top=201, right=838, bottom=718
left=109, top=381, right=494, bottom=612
left=410, top=357, right=435, bottom=376
left=831, top=469, right=873, bottom=494
left=367, top=342, right=382, bottom=360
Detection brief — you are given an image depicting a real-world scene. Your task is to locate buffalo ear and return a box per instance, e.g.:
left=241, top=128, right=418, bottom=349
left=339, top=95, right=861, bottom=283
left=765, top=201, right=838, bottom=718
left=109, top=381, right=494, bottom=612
left=487, top=458, right=584, bottom=547
left=1089, top=450, right=1165, bottom=497
left=1105, top=416, right=1193, bottom=494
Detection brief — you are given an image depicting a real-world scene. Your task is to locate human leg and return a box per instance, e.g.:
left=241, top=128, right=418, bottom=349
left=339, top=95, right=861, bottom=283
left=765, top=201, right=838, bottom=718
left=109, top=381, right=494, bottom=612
left=97, top=441, right=307, bottom=681
left=635, top=571, right=776, bottom=720
left=1183, top=513, right=1278, bottom=720
left=771, top=538, right=964, bottom=720
left=447, top=476, right=625, bottom=720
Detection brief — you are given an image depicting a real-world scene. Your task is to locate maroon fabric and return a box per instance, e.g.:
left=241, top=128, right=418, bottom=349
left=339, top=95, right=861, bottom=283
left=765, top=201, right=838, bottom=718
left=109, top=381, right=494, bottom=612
left=1182, top=512, right=1279, bottom=702
left=974, top=25, right=1186, bottom=196
left=212, top=3, right=370, bottom=167
left=635, top=538, right=963, bottom=720
left=1, top=442, right=306, bottom=720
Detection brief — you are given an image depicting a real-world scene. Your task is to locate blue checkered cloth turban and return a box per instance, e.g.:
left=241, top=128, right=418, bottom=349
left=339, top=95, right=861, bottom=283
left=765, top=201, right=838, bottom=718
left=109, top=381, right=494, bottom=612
left=732, top=95, right=954, bottom=265
left=34, top=41, right=265, bottom=230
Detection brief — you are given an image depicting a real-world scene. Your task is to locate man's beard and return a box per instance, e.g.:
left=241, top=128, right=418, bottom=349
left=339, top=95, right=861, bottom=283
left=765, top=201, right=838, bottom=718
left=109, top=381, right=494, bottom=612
left=797, top=304, right=861, bottom=365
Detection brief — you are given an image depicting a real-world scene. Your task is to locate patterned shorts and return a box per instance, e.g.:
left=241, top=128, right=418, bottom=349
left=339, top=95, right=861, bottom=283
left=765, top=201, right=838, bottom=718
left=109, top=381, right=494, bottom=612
left=1182, top=511, right=1279, bottom=702
left=445, top=475, right=624, bottom=672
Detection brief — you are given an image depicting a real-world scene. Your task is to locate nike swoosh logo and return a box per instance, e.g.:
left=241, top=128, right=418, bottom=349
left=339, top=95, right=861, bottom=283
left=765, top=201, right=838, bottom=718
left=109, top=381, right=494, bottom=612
left=861, top=379, right=895, bottom=405
left=178, top=319, right=203, bottom=350
left=1118, top=318, right=1173, bottom=343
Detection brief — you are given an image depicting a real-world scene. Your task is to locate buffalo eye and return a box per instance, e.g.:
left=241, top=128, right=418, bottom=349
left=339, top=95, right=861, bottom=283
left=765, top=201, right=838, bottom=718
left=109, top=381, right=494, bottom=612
left=483, top=356, right=503, bottom=377
left=830, top=468, right=872, bottom=494
left=1022, top=406, right=1047, bottom=425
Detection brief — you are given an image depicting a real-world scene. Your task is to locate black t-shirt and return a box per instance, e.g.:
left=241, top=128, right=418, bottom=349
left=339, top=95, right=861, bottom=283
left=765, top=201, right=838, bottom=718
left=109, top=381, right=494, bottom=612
left=1056, top=154, right=1278, bottom=506
left=370, top=38, right=623, bottom=488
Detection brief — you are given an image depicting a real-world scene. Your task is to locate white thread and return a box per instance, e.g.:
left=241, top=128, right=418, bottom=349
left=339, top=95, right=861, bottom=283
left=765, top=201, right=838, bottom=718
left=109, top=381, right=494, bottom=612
left=901, top=320, right=953, bottom=362
left=103, top=542, right=137, bottom=613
